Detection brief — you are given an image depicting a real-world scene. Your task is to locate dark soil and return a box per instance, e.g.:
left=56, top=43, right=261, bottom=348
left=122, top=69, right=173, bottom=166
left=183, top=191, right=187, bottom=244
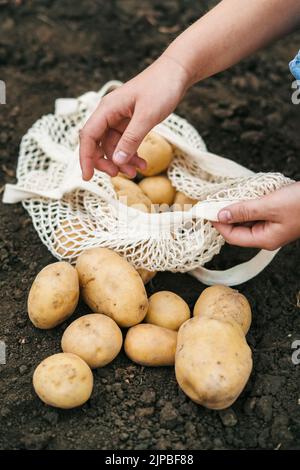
left=1, top=0, right=300, bottom=450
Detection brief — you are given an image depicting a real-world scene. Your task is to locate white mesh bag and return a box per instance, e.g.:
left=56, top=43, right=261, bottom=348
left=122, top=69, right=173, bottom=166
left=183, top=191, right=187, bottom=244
left=3, top=81, right=293, bottom=285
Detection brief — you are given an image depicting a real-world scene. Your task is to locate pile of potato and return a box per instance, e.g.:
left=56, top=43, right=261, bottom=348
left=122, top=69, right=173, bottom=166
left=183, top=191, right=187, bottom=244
left=28, top=132, right=253, bottom=411
left=111, top=130, right=198, bottom=213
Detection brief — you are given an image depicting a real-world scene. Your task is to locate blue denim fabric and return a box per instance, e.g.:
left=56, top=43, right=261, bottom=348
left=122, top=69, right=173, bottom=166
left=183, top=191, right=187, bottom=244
left=289, top=50, right=300, bottom=81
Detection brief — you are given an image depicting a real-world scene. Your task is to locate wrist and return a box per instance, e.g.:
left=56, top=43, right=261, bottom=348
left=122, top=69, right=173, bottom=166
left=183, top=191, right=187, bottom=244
left=158, top=52, right=195, bottom=92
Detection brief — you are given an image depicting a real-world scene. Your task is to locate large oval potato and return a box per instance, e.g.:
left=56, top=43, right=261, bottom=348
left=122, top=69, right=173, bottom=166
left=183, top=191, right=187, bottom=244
left=76, top=248, right=148, bottom=327
left=61, top=314, right=123, bottom=368
left=28, top=262, right=79, bottom=329
left=125, top=324, right=177, bottom=366
left=145, top=291, right=190, bottom=331
left=33, top=353, right=93, bottom=409
left=173, top=192, right=198, bottom=211
left=193, top=285, right=252, bottom=335
left=175, top=316, right=252, bottom=410
left=137, top=131, right=174, bottom=176
left=138, top=176, right=176, bottom=206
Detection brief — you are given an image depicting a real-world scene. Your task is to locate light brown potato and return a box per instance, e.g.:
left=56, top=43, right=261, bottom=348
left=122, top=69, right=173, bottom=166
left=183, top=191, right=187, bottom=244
left=193, top=285, right=252, bottom=335
left=138, top=176, right=176, bottom=206
left=61, top=314, right=123, bottom=368
left=28, top=262, right=79, bottom=329
left=145, top=291, right=190, bottom=331
left=116, top=189, right=152, bottom=212
left=175, top=316, right=253, bottom=409
left=173, top=192, right=198, bottom=211
left=137, top=268, right=157, bottom=284
left=137, top=131, right=174, bottom=176
left=76, top=248, right=148, bottom=328
left=125, top=324, right=177, bottom=366
left=111, top=176, right=153, bottom=212
left=54, top=219, right=92, bottom=257
left=33, top=353, right=93, bottom=409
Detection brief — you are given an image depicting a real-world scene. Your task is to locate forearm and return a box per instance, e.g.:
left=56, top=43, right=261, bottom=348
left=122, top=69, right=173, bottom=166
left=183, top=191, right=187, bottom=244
left=163, top=0, right=300, bottom=86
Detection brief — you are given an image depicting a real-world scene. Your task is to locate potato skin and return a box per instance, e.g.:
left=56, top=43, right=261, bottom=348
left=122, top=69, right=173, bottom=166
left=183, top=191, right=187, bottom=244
left=137, top=268, right=157, bottom=285
left=175, top=317, right=252, bottom=409
left=76, top=248, right=148, bottom=328
left=111, top=176, right=152, bottom=212
left=138, top=176, right=175, bottom=206
left=33, top=353, right=93, bottom=409
left=125, top=324, right=177, bottom=366
left=28, top=262, right=79, bottom=329
left=193, top=285, right=252, bottom=335
left=173, top=192, right=198, bottom=211
left=145, top=291, right=190, bottom=331
left=61, top=314, right=123, bottom=368
left=137, top=131, right=173, bottom=176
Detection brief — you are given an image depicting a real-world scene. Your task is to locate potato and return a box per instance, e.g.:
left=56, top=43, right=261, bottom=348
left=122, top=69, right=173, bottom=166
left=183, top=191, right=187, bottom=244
left=54, top=219, right=91, bottom=257
left=116, top=189, right=152, bottom=212
left=175, top=316, right=253, bottom=409
left=125, top=324, right=177, bottom=366
left=61, top=314, right=123, bottom=368
left=173, top=191, right=198, bottom=211
left=138, top=176, right=176, bottom=206
left=137, top=131, right=174, bottom=176
left=33, top=353, right=93, bottom=409
left=137, top=268, right=157, bottom=284
left=193, top=285, right=252, bottom=335
left=111, top=176, right=152, bottom=212
left=76, top=248, right=148, bottom=327
left=28, top=262, right=79, bottom=329
left=145, top=291, right=190, bottom=331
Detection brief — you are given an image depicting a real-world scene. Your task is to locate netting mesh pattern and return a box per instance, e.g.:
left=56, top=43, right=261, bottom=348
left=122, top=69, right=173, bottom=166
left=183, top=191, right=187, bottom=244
left=10, top=86, right=292, bottom=272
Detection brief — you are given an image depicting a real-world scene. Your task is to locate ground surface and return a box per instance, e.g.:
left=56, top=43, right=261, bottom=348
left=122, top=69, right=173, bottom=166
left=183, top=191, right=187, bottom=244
left=0, top=0, right=300, bottom=450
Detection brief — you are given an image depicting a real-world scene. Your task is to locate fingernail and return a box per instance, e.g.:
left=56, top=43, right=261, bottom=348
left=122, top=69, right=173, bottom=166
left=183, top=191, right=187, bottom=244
left=218, top=210, right=232, bottom=223
left=113, top=150, right=128, bottom=165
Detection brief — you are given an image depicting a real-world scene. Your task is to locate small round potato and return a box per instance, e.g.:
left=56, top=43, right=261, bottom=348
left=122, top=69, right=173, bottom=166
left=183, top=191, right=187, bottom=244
left=145, top=291, right=190, bottom=331
left=76, top=248, right=149, bottom=328
left=137, top=131, right=174, bottom=176
left=55, top=219, right=92, bottom=258
left=33, top=353, right=93, bottom=409
left=125, top=324, right=177, bottom=366
left=61, top=314, right=123, bottom=368
left=173, top=192, right=198, bottom=211
left=137, top=268, right=157, bottom=285
left=138, top=176, right=176, bottom=206
left=175, top=316, right=253, bottom=409
left=28, top=262, right=79, bottom=329
left=193, top=285, right=252, bottom=335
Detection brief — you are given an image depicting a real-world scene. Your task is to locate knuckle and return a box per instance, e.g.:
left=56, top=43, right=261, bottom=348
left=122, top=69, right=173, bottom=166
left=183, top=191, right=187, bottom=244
left=122, top=131, right=140, bottom=146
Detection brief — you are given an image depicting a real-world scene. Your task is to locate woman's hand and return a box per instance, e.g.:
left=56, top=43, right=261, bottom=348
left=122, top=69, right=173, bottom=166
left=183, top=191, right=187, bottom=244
left=79, top=55, right=190, bottom=180
left=213, top=182, right=300, bottom=250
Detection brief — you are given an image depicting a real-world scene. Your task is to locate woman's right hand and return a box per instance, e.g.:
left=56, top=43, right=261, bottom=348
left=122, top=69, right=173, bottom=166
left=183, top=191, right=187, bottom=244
left=79, top=55, right=190, bottom=180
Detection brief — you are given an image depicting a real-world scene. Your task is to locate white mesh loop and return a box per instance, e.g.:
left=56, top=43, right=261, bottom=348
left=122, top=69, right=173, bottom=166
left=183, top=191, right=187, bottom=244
left=2, top=81, right=293, bottom=285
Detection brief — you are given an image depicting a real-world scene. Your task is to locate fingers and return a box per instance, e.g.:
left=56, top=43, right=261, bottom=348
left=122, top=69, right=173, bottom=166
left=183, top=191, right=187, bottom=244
left=94, top=158, right=119, bottom=177
left=112, top=109, right=153, bottom=166
left=217, top=198, right=271, bottom=224
left=103, top=128, right=147, bottom=177
left=79, top=111, right=109, bottom=181
left=212, top=222, right=260, bottom=247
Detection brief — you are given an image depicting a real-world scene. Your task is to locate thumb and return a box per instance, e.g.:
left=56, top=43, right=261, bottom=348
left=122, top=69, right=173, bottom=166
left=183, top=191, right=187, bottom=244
left=112, top=111, right=153, bottom=166
left=218, top=198, right=269, bottom=224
